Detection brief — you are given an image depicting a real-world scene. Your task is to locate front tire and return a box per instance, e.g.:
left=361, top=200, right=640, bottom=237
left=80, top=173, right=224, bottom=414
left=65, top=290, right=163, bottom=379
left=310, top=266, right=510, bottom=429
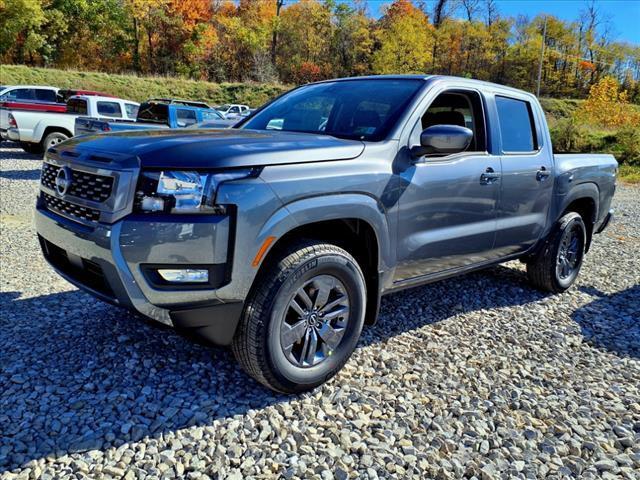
left=526, top=212, right=586, bottom=293
left=232, top=241, right=367, bottom=393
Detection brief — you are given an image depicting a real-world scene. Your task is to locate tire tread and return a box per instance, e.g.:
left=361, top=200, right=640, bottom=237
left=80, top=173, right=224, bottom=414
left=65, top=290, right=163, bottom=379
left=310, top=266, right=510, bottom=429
left=231, top=241, right=363, bottom=393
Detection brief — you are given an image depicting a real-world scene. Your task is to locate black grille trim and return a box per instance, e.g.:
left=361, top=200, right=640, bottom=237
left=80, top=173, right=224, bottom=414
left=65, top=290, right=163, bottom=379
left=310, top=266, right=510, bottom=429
left=42, top=192, right=101, bottom=223
left=41, top=163, right=114, bottom=203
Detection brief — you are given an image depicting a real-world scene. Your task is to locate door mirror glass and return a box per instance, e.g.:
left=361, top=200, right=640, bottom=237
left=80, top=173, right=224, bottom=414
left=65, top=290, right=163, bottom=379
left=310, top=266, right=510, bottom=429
left=412, top=124, right=473, bottom=158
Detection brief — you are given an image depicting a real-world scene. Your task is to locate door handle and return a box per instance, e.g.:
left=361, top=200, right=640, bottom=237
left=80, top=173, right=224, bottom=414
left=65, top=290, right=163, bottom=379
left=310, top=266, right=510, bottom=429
left=480, top=167, right=500, bottom=185
left=536, top=166, right=551, bottom=182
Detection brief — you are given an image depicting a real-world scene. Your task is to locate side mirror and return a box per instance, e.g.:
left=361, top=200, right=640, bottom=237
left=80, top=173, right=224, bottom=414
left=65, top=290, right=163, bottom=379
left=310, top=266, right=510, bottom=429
left=411, top=124, right=473, bottom=158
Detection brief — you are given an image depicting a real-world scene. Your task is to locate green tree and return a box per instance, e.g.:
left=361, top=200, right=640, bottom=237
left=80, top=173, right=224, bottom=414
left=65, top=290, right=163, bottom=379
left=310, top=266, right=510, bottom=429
left=372, top=0, right=434, bottom=75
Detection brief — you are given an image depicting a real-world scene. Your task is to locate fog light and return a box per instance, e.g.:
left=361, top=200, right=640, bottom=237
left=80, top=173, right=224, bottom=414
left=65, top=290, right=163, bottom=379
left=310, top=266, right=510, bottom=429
left=157, top=269, right=209, bottom=283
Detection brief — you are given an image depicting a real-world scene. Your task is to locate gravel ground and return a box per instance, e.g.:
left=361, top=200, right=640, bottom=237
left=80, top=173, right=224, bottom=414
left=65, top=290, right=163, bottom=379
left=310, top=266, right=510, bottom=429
left=1, top=143, right=639, bottom=479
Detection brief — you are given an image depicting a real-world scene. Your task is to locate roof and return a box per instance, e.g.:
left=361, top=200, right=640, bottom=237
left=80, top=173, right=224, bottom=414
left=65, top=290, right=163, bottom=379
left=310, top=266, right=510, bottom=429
left=68, top=94, right=139, bottom=104
left=311, top=74, right=535, bottom=98
left=146, top=98, right=211, bottom=109
left=0, top=85, right=59, bottom=92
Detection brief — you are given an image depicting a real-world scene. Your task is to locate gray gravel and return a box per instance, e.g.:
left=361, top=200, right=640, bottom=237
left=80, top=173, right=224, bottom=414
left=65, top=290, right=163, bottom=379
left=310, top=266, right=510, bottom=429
left=1, top=142, right=639, bottom=479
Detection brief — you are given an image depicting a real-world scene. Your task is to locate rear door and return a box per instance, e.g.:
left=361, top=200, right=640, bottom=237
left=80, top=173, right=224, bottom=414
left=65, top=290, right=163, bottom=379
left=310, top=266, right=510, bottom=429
left=491, top=94, right=554, bottom=255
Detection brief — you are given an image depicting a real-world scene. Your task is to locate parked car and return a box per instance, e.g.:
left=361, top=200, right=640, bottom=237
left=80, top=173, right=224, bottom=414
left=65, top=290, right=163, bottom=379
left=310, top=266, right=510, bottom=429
left=0, top=85, right=59, bottom=141
left=75, top=98, right=221, bottom=135
left=7, top=95, right=139, bottom=153
left=216, top=103, right=250, bottom=118
left=34, top=75, right=617, bottom=393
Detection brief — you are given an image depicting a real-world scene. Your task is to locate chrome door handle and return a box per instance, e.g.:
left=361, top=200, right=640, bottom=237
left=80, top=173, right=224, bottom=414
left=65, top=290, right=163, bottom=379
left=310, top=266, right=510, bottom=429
left=480, top=167, right=500, bottom=185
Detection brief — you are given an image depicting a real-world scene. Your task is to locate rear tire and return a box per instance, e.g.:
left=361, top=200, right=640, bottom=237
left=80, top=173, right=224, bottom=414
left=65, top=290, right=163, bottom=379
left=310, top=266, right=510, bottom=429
left=526, top=212, right=586, bottom=293
left=232, top=241, right=366, bottom=393
left=42, top=131, right=69, bottom=151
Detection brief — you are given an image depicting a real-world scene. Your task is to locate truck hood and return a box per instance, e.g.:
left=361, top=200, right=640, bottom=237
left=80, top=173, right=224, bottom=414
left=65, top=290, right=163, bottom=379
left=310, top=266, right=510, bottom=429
left=58, top=129, right=365, bottom=168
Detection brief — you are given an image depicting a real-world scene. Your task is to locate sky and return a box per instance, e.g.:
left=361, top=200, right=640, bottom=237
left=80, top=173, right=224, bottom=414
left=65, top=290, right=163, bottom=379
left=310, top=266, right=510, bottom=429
left=346, top=0, right=640, bottom=45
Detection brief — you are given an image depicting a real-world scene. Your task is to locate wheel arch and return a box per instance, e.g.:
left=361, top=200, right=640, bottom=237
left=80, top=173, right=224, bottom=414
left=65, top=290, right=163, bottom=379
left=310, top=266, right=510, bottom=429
left=558, top=183, right=599, bottom=252
left=253, top=194, right=393, bottom=325
left=35, top=124, right=72, bottom=145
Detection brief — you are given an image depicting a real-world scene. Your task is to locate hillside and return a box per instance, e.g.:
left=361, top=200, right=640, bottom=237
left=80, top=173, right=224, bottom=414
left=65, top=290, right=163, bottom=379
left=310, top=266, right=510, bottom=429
left=2, top=65, right=586, bottom=113
left=0, top=65, right=289, bottom=107
left=2, top=65, right=637, bottom=182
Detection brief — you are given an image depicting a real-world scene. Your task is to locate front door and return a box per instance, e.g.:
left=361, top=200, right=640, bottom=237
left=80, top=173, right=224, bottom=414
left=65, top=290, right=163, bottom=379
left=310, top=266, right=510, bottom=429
left=394, top=154, right=501, bottom=281
left=394, top=89, right=501, bottom=282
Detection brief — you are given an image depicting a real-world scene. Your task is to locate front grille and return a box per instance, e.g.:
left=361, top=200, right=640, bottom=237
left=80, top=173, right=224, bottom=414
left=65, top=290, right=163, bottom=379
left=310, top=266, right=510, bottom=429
left=41, top=163, right=114, bottom=203
left=39, top=235, right=114, bottom=298
left=42, top=192, right=101, bottom=222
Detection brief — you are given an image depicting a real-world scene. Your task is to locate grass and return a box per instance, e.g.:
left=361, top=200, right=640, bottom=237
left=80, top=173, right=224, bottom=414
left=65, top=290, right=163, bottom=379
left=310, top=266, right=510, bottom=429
left=0, top=64, right=290, bottom=107
left=618, top=165, right=640, bottom=184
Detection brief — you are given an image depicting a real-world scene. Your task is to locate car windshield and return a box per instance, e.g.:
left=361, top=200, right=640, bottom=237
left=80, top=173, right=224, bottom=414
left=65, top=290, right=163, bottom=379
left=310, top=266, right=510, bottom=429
left=240, top=79, right=424, bottom=141
left=218, top=105, right=231, bottom=110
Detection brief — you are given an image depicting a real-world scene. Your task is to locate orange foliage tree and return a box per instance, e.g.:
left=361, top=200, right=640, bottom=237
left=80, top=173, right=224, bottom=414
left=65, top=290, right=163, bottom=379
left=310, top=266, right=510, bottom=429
left=579, top=76, right=640, bottom=128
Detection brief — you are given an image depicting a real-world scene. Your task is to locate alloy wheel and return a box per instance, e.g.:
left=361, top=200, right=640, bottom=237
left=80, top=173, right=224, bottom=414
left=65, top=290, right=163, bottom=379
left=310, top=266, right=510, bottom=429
left=280, top=274, right=351, bottom=368
left=556, top=224, right=583, bottom=280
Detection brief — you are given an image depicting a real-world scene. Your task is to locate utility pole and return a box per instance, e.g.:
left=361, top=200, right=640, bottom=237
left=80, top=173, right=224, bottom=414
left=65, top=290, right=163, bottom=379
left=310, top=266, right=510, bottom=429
left=536, top=16, right=548, bottom=97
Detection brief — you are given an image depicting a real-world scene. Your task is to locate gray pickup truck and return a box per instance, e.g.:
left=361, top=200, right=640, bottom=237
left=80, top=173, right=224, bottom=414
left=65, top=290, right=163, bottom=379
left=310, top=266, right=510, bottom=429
left=35, top=75, right=616, bottom=393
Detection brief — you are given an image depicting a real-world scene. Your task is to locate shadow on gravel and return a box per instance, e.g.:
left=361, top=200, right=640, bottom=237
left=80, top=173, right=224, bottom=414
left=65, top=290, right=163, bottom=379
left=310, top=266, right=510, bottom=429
left=0, top=146, right=41, bottom=161
left=0, top=290, right=288, bottom=472
left=572, top=285, right=640, bottom=358
left=0, top=265, right=550, bottom=471
left=0, top=169, right=41, bottom=181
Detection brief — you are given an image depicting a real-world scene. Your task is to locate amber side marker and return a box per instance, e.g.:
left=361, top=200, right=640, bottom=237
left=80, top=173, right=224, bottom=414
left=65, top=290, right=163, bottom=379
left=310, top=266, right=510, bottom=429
left=252, top=236, right=276, bottom=267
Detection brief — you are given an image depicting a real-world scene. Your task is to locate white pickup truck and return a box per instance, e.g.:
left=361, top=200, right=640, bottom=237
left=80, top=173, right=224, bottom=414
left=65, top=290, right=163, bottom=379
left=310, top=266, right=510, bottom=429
left=7, top=95, right=139, bottom=154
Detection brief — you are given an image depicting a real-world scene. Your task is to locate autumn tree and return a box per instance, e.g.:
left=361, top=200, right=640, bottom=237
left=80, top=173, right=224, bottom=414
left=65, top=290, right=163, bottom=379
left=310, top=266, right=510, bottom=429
left=579, top=76, right=640, bottom=127
left=372, top=0, right=434, bottom=75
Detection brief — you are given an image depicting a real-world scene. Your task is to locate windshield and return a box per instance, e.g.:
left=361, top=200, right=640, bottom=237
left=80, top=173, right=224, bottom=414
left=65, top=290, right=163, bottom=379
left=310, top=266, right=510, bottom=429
left=240, top=79, right=424, bottom=141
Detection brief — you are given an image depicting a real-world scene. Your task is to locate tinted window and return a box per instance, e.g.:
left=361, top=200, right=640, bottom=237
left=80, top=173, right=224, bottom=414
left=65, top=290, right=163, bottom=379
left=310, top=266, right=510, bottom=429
left=495, top=96, right=537, bottom=152
left=137, top=103, right=168, bottom=124
left=125, top=103, right=139, bottom=118
left=229, top=106, right=240, bottom=114
left=410, top=91, right=486, bottom=152
left=6, top=88, right=34, bottom=100
left=202, top=110, right=224, bottom=120
left=35, top=89, right=57, bottom=102
left=242, top=79, right=424, bottom=141
left=176, top=109, right=197, bottom=127
left=97, top=101, right=122, bottom=118
left=67, top=98, right=88, bottom=115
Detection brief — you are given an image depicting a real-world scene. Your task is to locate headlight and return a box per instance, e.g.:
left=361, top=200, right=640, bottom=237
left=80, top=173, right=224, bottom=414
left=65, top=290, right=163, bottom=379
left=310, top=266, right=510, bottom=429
left=134, top=168, right=259, bottom=213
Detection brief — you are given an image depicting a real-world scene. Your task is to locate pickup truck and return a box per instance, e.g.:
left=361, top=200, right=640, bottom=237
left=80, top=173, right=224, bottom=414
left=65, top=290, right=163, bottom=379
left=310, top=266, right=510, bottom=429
left=216, top=103, right=251, bottom=118
left=1, top=85, right=59, bottom=141
left=7, top=95, right=139, bottom=154
left=1, top=90, right=116, bottom=142
left=74, top=99, right=234, bottom=135
left=34, top=75, right=617, bottom=393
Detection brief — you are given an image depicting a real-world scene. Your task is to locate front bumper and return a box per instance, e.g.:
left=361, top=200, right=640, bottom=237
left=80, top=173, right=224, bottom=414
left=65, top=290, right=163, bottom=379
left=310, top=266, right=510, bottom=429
left=35, top=205, right=244, bottom=345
